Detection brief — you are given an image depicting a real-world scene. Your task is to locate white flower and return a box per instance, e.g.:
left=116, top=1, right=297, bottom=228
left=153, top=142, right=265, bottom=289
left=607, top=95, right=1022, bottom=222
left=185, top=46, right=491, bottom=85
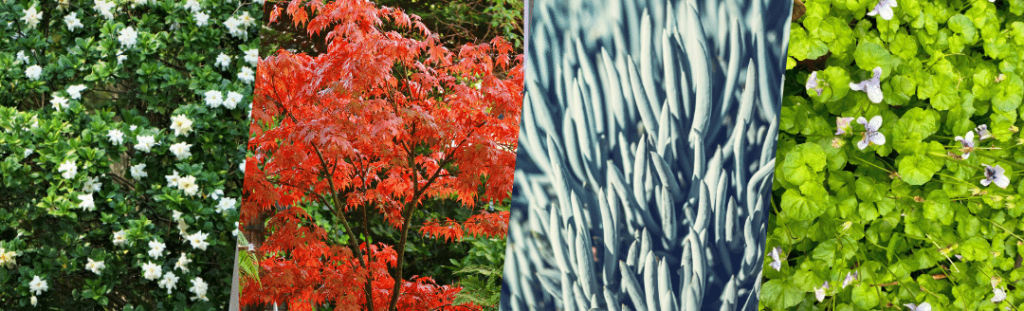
left=805, top=71, right=824, bottom=96
left=216, top=197, right=237, bottom=214
left=868, top=0, right=898, bottom=20
left=170, top=115, right=194, bottom=137
left=108, top=129, right=126, bottom=145
left=135, top=135, right=157, bottom=152
left=172, top=210, right=183, bottom=221
left=955, top=131, right=975, bottom=159
left=204, top=90, right=223, bottom=108
left=21, top=6, right=43, bottom=29
left=83, top=176, right=102, bottom=193
left=15, top=51, right=30, bottom=65
left=905, top=302, right=931, bottom=311
left=814, top=281, right=829, bottom=302
left=238, top=67, right=255, bottom=84
left=188, top=231, right=209, bottom=250
left=148, top=240, right=166, bottom=259
left=993, top=287, right=1006, bottom=303
left=183, top=0, right=202, bottom=12
left=981, top=164, right=1010, bottom=189
left=239, top=160, right=246, bottom=173
left=232, top=221, right=240, bottom=237
left=112, top=230, right=128, bottom=246
left=31, top=296, right=37, bottom=306
left=177, top=175, right=199, bottom=196
left=58, top=159, right=78, bottom=179
left=210, top=189, right=224, bottom=200
left=0, top=247, right=17, bottom=268
left=244, top=49, right=259, bottom=67
left=768, top=247, right=782, bottom=271
left=223, top=91, right=244, bottom=109
left=189, top=277, right=209, bottom=301
left=119, top=26, right=139, bottom=49
left=117, top=53, right=128, bottom=65
left=85, top=258, right=105, bottom=275
left=224, top=17, right=244, bottom=38
left=67, top=84, right=87, bottom=99
left=129, top=162, right=147, bottom=180
left=976, top=124, right=993, bottom=140
left=51, top=96, right=70, bottom=111
left=849, top=67, right=884, bottom=103
left=129, top=125, right=138, bottom=131
left=142, top=261, right=162, bottom=281
left=842, top=271, right=858, bottom=288
left=166, top=170, right=181, bottom=188
left=25, top=65, right=42, bottom=81
left=238, top=12, right=256, bottom=27
left=64, top=12, right=84, bottom=31
left=29, top=275, right=48, bottom=295
left=169, top=142, right=193, bottom=161
left=23, top=149, right=33, bottom=158
left=194, top=11, right=210, bottom=27
left=856, top=116, right=886, bottom=150
left=835, top=117, right=854, bottom=135
left=78, top=193, right=95, bottom=211
left=93, top=0, right=116, bottom=20
left=215, top=53, right=232, bottom=70
left=131, top=0, right=153, bottom=7
left=174, top=253, right=191, bottom=273
left=177, top=218, right=189, bottom=236
left=158, top=272, right=179, bottom=294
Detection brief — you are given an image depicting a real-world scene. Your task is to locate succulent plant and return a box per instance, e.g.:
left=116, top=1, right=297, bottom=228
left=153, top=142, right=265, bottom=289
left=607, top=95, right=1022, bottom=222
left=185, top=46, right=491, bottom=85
left=501, top=0, right=793, bottom=310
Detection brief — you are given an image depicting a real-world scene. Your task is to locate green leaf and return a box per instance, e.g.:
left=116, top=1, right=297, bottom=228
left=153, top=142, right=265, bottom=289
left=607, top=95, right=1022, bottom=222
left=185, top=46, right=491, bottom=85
left=992, top=73, right=1024, bottom=113
left=853, top=41, right=893, bottom=77
left=959, top=237, right=991, bottom=261
left=897, top=141, right=945, bottom=186
left=781, top=185, right=827, bottom=221
left=761, top=279, right=805, bottom=310
left=851, top=285, right=880, bottom=309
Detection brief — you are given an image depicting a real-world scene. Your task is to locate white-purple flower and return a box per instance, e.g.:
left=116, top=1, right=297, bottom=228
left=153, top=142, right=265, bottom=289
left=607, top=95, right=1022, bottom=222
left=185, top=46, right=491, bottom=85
left=850, top=67, right=884, bottom=103
left=836, top=117, right=854, bottom=135
left=814, top=281, right=829, bottom=302
left=856, top=116, right=886, bottom=150
left=806, top=71, right=824, bottom=96
left=992, top=287, right=1006, bottom=303
left=981, top=164, right=1010, bottom=188
left=976, top=124, right=993, bottom=140
left=867, top=0, right=898, bottom=20
left=955, top=131, right=975, bottom=159
left=769, top=247, right=782, bottom=271
left=842, top=271, right=858, bottom=288
left=905, top=302, right=931, bottom=311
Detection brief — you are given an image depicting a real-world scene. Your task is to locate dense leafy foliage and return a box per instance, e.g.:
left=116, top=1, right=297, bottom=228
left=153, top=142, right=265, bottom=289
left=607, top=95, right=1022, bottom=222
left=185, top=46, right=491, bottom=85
left=0, top=0, right=260, bottom=310
left=239, top=0, right=522, bottom=310
left=765, top=0, right=1024, bottom=310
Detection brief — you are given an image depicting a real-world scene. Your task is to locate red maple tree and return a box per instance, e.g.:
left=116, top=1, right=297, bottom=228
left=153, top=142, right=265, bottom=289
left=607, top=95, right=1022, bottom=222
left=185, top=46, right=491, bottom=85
left=239, top=0, right=522, bottom=310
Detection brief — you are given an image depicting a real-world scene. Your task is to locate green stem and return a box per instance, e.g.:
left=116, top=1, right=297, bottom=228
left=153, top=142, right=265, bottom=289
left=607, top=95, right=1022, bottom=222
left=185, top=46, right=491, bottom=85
left=849, top=154, right=893, bottom=173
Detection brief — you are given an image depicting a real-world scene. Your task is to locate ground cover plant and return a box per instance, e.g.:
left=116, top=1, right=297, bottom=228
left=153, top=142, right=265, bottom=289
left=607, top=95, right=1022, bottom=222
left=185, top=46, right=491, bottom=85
left=764, top=0, right=1024, bottom=309
left=237, top=0, right=523, bottom=309
left=0, top=0, right=260, bottom=310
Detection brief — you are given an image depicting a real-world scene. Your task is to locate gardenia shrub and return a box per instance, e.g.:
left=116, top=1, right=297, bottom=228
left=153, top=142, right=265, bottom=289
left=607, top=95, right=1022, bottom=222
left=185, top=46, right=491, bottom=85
left=0, top=0, right=261, bottom=309
left=764, top=0, right=1024, bottom=310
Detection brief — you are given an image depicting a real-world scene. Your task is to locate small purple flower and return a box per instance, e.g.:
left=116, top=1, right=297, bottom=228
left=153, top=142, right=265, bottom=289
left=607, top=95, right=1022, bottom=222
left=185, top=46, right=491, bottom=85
left=814, top=281, right=830, bottom=302
left=856, top=116, right=885, bottom=150
left=836, top=117, right=854, bottom=135
left=955, top=254, right=963, bottom=260
left=976, top=124, right=993, bottom=140
left=806, top=71, right=825, bottom=96
left=981, top=164, right=1010, bottom=188
left=867, top=0, right=898, bottom=20
left=842, top=271, right=858, bottom=288
left=850, top=67, right=884, bottom=103
left=956, top=131, right=975, bottom=159
left=769, top=247, right=782, bottom=271
left=905, top=302, right=931, bottom=311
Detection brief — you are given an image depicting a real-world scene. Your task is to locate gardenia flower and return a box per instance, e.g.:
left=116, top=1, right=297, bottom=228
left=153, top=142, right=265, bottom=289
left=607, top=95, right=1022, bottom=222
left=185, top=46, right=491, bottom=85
left=189, top=277, right=209, bottom=301
left=215, top=53, right=231, bottom=70
left=29, top=276, right=48, bottom=295
left=856, top=116, right=886, bottom=150
left=904, top=302, right=931, bottom=311
left=83, top=176, right=102, bottom=193
left=112, top=230, right=128, bottom=246
left=142, top=261, right=162, bottom=281
left=174, top=253, right=191, bottom=273
left=148, top=240, right=166, bottom=259
left=835, top=117, right=854, bottom=135
left=64, top=12, right=84, bottom=31
left=158, top=272, right=179, bottom=294
left=210, top=189, right=224, bottom=200
left=177, top=219, right=190, bottom=236
left=177, top=175, right=200, bottom=196
left=129, top=163, right=147, bottom=180
left=25, top=65, right=42, bottom=81
left=93, top=0, right=116, bottom=20
left=21, top=6, right=43, bottom=29
left=15, top=51, right=30, bottom=65
left=204, top=90, right=223, bottom=108
left=170, top=115, right=193, bottom=137
left=169, top=142, right=193, bottom=160
left=955, top=131, right=975, bottom=159
left=24, top=149, right=34, bottom=158
left=184, top=0, right=202, bottom=12
left=224, top=91, right=244, bottom=109
left=842, top=271, right=858, bottom=288
left=768, top=247, right=782, bottom=271
left=129, top=125, right=138, bottom=131
left=216, top=197, right=237, bottom=214
left=194, top=11, right=210, bottom=27
left=108, top=129, right=126, bottom=145
left=67, top=84, right=87, bottom=99
left=85, top=258, right=105, bottom=275
left=31, top=296, right=37, bottom=306
left=976, top=124, right=993, bottom=140
left=51, top=96, right=69, bottom=111
left=244, top=49, right=259, bottom=67
left=118, top=26, right=138, bottom=48
left=849, top=67, right=884, bottom=103
left=172, top=210, right=183, bottom=221
left=867, top=0, right=898, bottom=20
left=135, top=135, right=157, bottom=152
left=232, top=221, right=240, bottom=236
left=78, top=194, right=95, bottom=211
left=240, top=159, right=246, bottom=173
left=188, top=231, right=209, bottom=250
left=58, top=159, right=78, bottom=179
left=0, top=247, right=17, bottom=268
left=166, top=170, right=181, bottom=188
left=981, top=164, right=1010, bottom=188
left=814, top=281, right=829, bottom=302
left=238, top=67, right=255, bottom=84
left=805, top=71, right=824, bottom=96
